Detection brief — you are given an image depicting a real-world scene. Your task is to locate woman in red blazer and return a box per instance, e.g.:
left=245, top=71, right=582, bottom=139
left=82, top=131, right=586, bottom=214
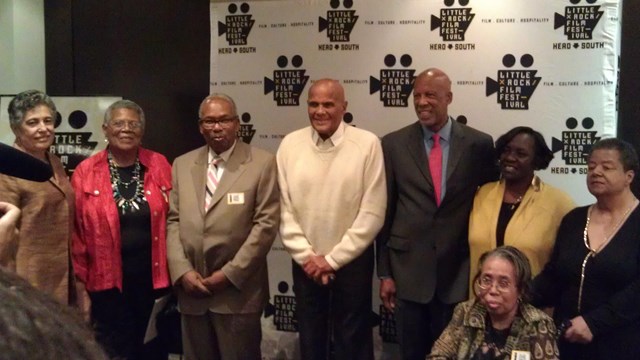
left=72, top=100, right=172, bottom=359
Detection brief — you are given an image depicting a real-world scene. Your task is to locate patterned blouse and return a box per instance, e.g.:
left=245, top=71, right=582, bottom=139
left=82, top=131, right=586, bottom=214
left=428, top=300, right=559, bottom=360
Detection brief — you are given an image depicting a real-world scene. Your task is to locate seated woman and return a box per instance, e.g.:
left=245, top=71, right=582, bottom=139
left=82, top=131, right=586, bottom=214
left=429, top=246, right=559, bottom=360
left=468, top=127, right=575, bottom=294
left=531, top=138, right=640, bottom=359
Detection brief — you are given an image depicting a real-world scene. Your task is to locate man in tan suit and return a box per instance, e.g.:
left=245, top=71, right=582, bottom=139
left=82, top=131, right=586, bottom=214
left=167, top=93, right=280, bottom=360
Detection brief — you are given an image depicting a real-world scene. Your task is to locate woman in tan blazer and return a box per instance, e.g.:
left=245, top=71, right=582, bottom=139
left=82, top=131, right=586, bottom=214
left=0, top=90, right=74, bottom=305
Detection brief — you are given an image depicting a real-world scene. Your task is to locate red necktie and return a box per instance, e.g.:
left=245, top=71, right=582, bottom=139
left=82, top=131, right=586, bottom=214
left=429, top=134, right=442, bottom=206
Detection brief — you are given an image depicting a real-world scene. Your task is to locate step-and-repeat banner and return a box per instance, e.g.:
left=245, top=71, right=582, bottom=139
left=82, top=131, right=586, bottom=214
left=211, top=0, right=622, bottom=358
left=0, top=96, right=121, bottom=175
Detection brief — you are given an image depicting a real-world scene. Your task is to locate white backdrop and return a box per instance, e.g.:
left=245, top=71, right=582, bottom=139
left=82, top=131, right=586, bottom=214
left=210, top=1, right=622, bottom=358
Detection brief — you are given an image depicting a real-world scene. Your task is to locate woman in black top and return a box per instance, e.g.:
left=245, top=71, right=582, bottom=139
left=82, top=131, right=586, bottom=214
left=532, top=138, right=640, bottom=359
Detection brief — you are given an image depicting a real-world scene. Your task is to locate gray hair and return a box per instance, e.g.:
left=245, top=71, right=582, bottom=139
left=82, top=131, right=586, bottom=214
left=103, top=100, right=146, bottom=129
left=473, top=246, right=533, bottom=302
left=7, top=90, right=57, bottom=130
left=198, top=93, right=238, bottom=119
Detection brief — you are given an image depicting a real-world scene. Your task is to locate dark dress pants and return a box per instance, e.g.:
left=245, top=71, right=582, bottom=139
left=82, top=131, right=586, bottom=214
left=90, top=278, right=168, bottom=360
left=292, top=245, right=374, bottom=360
left=395, top=297, right=455, bottom=360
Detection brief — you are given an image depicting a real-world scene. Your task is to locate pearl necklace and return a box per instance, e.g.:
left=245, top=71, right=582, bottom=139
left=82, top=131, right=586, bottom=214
left=107, top=150, right=146, bottom=214
left=577, top=199, right=638, bottom=312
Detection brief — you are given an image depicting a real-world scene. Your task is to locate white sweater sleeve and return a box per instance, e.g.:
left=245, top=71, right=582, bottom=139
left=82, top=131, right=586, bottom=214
left=277, top=143, right=315, bottom=265
left=325, top=138, right=387, bottom=270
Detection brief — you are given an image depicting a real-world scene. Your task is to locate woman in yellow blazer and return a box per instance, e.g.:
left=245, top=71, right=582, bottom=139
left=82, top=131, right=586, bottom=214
left=468, top=127, right=575, bottom=294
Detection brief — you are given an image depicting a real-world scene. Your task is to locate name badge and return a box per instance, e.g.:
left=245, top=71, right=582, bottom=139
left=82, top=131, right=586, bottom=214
left=227, top=193, right=245, bottom=205
left=511, top=351, right=531, bottom=360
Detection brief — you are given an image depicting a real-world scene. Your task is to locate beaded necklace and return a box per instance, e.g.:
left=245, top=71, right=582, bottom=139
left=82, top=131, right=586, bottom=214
left=107, top=150, right=146, bottom=214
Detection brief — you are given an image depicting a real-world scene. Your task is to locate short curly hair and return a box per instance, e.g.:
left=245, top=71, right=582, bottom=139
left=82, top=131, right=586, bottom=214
left=103, top=100, right=146, bottom=129
left=7, top=90, right=57, bottom=130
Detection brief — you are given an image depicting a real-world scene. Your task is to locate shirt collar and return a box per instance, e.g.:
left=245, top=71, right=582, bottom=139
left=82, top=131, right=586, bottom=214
left=312, top=121, right=345, bottom=148
left=208, top=140, right=236, bottom=164
left=421, top=117, right=452, bottom=142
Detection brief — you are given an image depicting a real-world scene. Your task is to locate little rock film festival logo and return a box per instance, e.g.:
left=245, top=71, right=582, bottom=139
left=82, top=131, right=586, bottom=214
left=369, top=54, right=416, bottom=107
left=486, top=54, right=541, bottom=110
left=52, top=110, right=98, bottom=176
left=430, top=0, right=475, bottom=51
left=266, top=281, right=297, bottom=332
left=318, top=0, right=360, bottom=51
left=237, top=113, right=256, bottom=144
left=550, top=117, right=600, bottom=174
left=218, top=2, right=256, bottom=54
left=553, top=0, right=604, bottom=50
left=264, top=55, right=310, bottom=106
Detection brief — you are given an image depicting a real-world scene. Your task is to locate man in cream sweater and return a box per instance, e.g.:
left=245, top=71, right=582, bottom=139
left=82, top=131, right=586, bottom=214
left=277, top=79, right=387, bottom=360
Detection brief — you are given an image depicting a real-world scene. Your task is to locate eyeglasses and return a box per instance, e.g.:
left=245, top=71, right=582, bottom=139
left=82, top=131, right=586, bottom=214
left=199, top=116, right=238, bottom=129
left=476, top=275, right=514, bottom=293
left=109, top=120, right=143, bottom=130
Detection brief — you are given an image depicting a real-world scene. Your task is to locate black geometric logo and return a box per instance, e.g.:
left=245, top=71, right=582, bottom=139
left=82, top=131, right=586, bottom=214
left=269, top=281, right=297, bottom=332
left=369, top=54, right=416, bottom=107
left=52, top=110, right=98, bottom=175
left=486, top=54, right=541, bottom=110
left=264, top=55, right=310, bottom=106
left=551, top=117, right=600, bottom=166
left=431, top=0, right=474, bottom=41
left=554, top=0, right=603, bottom=41
left=218, top=3, right=255, bottom=46
left=319, top=0, right=358, bottom=42
left=237, top=112, right=256, bottom=144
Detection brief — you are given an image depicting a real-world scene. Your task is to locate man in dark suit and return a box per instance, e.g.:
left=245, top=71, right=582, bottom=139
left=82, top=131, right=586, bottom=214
left=376, top=68, right=498, bottom=360
left=167, top=94, right=280, bottom=360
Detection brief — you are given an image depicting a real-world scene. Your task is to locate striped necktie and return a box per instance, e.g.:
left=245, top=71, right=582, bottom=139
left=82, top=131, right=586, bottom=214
left=204, top=156, right=222, bottom=210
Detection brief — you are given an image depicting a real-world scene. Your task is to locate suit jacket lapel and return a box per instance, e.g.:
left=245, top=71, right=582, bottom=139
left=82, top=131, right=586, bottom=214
left=406, top=122, right=433, bottom=184
left=191, top=146, right=208, bottom=217
left=446, top=120, right=466, bottom=182
left=207, top=141, right=250, bottom=211
left=45, top=153, right=66, bottom=196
